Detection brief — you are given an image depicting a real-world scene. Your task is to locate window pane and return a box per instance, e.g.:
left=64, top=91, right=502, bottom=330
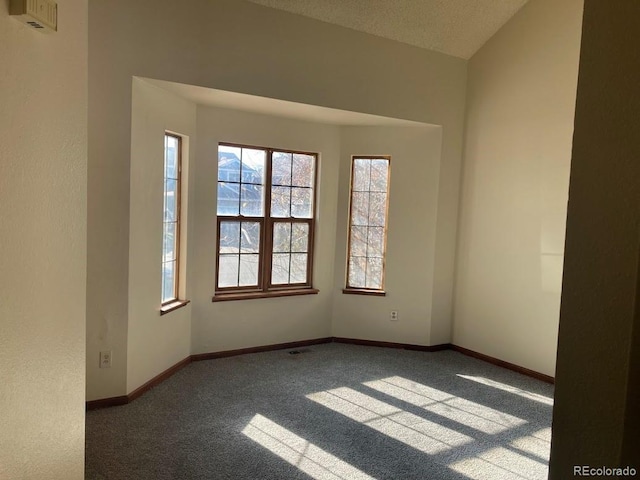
left=217, top=182, right=240, bottom=216
left=241, top=148, right=266, bottom=184
left=218, top=145, right=242, bottom=182
left=165, top=136, right=179, bottom=179
left=272, top=152, right=292, bottom=186
left=291, top=187, right=313, bottom=218
left=239, top=254, right=259, bottom=286
left=162, top=261, right=175, bottom=302
left=292, top=154, right=314, bottom=187
left=163, top=134, right=182, bottom=304
left=215, top=144, right=318, bottom=293
left=219, top=221, right=240, bottom=254
left=369, top=193, right=387, bottom=227
left=349, top=226, right=367, bottom=257
left=370, top=159, right=388, bottom=192
left=351, top=192, right=369, bottom=226
left=291, top=223, right=309, bottom=253
left=368, top=227, right=384, bottom=257
left=163, top=222, right=176, bottom=261
left=273, top=222, right=291, bottom=253
left=353, top=159, right=371, bottom=191
left=271, top=253, right=290, bottom=285
left=240, top=184, right=264, bottom=216
left=271, top=186, right=291, bottom=217
left=290, top=253, right=308, bottom=284
left=346, top=157, right=390, bottom=292
left=240, top=222, right=260, bottom=253
left=366, top=257, right=384, bottom=289
left=164, top=179, right=178, bottom=222
left=218, top=255, right=239, bottom=288
left=348, top=256, right=366, bottom=288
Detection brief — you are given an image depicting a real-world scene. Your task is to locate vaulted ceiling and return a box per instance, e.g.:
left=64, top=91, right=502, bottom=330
left=247, top=0, right=529, bottom=59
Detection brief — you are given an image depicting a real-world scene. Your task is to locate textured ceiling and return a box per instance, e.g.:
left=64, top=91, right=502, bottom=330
left=247, top=0, right=529, bottom=59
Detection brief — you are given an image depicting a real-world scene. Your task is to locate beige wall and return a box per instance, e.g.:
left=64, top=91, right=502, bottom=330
left=0, top=1, right=87, bottom=478
left=550, top=1, right=640, bottom=474
left=453, top=0, right=583, bottom=376
left=332, top=126, right=444, bottom=344
left=125, top=79, right=195, bottom=394
left=87, top=0, right=466, bottom=399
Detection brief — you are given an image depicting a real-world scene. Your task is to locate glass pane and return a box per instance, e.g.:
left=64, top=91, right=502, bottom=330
left=366, top=257, right=384, bottom=289
left=271, top=253, right=290, bottom=285
left=239, top=254, right=259, bottom=286
left=370, top=159, right=389, bottom=192
left=348, top=256, right=366, bottom=289
left=217, top=182, right=240, bottom=216
left=218, top=145, right=242, bottom=182
left=164, top=179, right=178, bottom=222
left=163, top=222, right=176, bottom=261
left=219, top=221, right=240, bottom=254
left=218, top=255, right=239, bottom=288
left=291, top=223, right=309, bottom=253
left=164, top=136, right=179, bottom=180
left=241, top=148, right=266, bottom=185
left=353, top=159, right=371, bottom=192
left=272, top=152, right=292, bottom=186
left=271, top=186, right=291, bottom=217
left=291, top=188, right=313, bottom=218
left=273, top=222, right=291, bottom=253
left=290, top=253, right=308, bottom=284
left=351, top=192, right=369, bottom=226
left=349, top=226, right=367, bottom=257
left=368, top=227, right=385, bottom=257
left=369, top=193, right=387, bottom=227
left=240, top=222, right=260, bottom=253
left=240, top=184, right=264, bottom=216
left=292, top=154, right=314, bottom=187
left=162, top=261, right=176, bottom=302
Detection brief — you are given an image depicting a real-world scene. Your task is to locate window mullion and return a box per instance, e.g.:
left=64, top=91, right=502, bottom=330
left=238, top=149, right=243, bottom=215
left=236, top=221, right=242, bottom=287
left=262, top=149, right=274, bottom=290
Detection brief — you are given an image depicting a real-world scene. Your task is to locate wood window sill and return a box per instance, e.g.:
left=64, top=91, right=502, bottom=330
left=212, top=288, right=319, bottom=302
left=160, top=299, right=191, bottom=315
left=342, top=288, right=386, bottom=297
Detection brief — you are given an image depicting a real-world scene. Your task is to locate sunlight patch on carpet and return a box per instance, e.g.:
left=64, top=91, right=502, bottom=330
left=364, top=377, right=526, bottom=434
left=457, top=375, right=554, bottom=406
left=242, top=414, right=375, bottom=480
left=509, top=428, right=551, bottom=462
left=306, top=387, right=472, bottom=455
left=449, top=446, right=549, bottom=480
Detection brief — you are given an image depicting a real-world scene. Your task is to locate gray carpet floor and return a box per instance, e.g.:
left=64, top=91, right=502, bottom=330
left=85, top=343, right=554, bottom=480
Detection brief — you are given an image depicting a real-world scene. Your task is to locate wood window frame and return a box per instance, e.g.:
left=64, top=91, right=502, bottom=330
left=161, top=133, right=190, bottom=314
left=343, top=155, right=391, bottom=296
left=213, top=143, right=319, bottom=301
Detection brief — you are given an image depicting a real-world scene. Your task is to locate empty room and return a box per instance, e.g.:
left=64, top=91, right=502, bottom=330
left=2, top=0, right=638, bottom=479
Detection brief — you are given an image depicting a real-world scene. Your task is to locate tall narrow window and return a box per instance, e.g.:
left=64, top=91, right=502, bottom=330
left=345, top=156, right=390, bottom=294
left=215, top=143, right=317, bottom=299
left=162, top=133, right=182, bottom=305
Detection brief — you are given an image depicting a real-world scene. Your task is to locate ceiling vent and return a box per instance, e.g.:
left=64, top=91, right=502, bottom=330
left=10, top=0, right=57, bottom=33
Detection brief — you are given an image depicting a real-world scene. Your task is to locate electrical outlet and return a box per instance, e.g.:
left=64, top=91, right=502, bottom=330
left=390, top=310, right=399, bottom=321
left=100, top=351, right=112, bottom=368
